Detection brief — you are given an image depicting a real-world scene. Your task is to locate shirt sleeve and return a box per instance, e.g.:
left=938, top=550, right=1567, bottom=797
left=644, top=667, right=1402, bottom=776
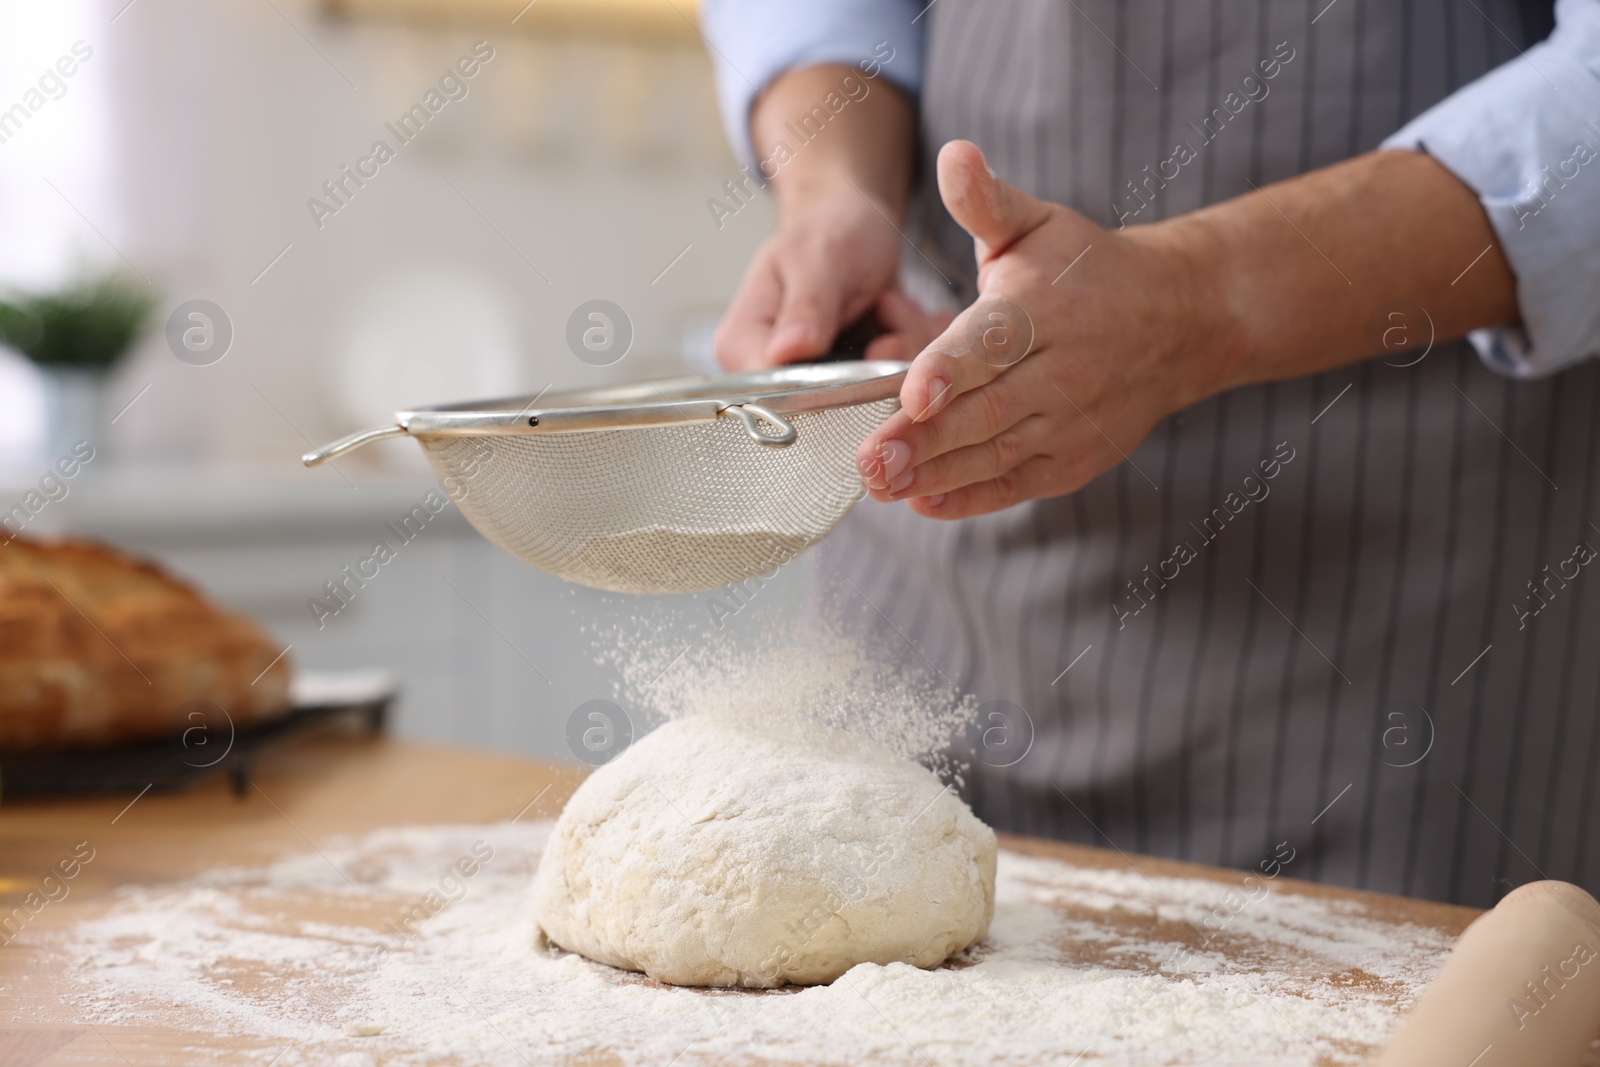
left=1381, top=0, right=1600, bottom=378
left=698, top=0, right=926, bottom=167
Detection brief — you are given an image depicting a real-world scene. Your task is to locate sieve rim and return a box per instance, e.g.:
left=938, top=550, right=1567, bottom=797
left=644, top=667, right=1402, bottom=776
left=303, top=361, right=908, bottom=465
left=400, top=360, right=908, bottom=436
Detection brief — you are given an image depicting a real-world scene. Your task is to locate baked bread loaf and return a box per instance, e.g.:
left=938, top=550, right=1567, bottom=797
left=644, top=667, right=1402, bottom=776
left=0, top=536, right=292, bottom=747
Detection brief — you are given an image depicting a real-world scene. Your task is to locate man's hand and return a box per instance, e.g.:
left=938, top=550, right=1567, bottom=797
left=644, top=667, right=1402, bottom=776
left=713, top=64, right=926, bottom=369
left=857, top=140, right=1224, bottom=518
left=714, top=189, right=948, bottom=368
left=859, top=139, right=1519, bottom=519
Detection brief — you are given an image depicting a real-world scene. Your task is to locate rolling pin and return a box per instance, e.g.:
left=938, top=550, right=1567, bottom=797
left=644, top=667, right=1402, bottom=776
left=1374, top=880, right=1600, bottom=1067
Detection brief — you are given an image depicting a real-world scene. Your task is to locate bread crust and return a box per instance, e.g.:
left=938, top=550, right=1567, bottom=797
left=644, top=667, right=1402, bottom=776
left=0, top=536, right=292, bottom=748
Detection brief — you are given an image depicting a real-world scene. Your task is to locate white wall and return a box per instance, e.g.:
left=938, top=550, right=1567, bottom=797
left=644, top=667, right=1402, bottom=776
left=3, top=0, right=777, bottom=466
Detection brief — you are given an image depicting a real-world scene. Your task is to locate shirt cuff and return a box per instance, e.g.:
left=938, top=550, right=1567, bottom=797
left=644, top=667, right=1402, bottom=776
left=699, top=0, right=925, bottom=167
left=1381, top=0, right=1600, bottom=378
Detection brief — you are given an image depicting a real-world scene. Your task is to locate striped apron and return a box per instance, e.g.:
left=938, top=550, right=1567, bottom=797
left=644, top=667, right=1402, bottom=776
left=816, top=0, right=1598, bottom=908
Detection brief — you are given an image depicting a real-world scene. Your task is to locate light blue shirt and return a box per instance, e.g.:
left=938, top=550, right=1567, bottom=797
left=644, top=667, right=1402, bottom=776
left=701, top=0, right=1600, bottom=378
left=701, top=0, right=925, bottom=170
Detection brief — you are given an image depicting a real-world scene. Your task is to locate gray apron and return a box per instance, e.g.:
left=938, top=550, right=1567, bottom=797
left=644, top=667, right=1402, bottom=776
left=817, top=0, right=1597, bottom=908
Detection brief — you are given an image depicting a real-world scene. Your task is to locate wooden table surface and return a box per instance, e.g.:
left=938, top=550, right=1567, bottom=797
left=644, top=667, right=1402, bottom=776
left=0, top=728, right=1481, bottom=1066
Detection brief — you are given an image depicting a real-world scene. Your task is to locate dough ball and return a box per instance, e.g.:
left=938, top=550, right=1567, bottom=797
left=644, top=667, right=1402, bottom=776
left=532, top=714, right=996, bottom=988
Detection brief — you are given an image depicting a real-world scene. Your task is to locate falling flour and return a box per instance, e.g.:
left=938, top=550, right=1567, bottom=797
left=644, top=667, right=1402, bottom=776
left=35, top=821, right=1473, bottom=1066
left=601, top=620, right=979, bottom=780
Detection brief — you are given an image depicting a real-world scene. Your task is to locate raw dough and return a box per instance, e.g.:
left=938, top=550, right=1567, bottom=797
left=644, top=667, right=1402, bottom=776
left=532, top=714, right=996, bottom=988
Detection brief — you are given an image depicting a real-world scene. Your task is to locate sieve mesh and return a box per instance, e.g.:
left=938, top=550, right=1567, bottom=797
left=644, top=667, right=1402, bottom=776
left=418, top=397, right=897, bottom=594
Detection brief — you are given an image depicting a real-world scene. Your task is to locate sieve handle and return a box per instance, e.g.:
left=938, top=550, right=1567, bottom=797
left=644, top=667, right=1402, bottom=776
left=302, top=424, right=408, bottom=466
left=725, top=403, right=797, bottom=447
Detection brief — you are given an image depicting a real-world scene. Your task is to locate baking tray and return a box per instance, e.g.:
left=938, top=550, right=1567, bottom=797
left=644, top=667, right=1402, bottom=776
left=0, top=670, right=396, bottom=799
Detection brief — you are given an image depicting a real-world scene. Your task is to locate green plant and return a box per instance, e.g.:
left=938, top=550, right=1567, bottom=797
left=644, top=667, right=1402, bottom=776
left=0, top=273, right=155, bottom=371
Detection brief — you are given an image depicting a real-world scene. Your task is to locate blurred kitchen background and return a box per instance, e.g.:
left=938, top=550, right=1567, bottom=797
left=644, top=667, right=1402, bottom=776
left=0, top=0, right=808, bottom=760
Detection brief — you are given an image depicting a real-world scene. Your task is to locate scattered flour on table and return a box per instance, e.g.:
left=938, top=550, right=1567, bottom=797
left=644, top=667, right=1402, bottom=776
left=40, top=822, right=1463, bottom=1066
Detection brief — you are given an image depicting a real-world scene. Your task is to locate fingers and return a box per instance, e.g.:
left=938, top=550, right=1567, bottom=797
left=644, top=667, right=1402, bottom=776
left=873, top=289, right=922, bottom=336
left=882, top=414, right=1048, bottom=501
left=937, top=140, right=1054, bottom=264
left=893, top=290, right=1034, bottom=428
left=861, top=290, right=953, bottom=364
left=859, top=368, right=1035, bottom=494
left=864, top=332, right=913, bottom=362
left=713, top=242, right=859, bottom=369
left=875, top=290, right=953, bottom=345
left=908, top=455, right=1061, bottom=520
left=764, top=256, right=849, bottom=365
left=713, top=252, right=783, bottom=371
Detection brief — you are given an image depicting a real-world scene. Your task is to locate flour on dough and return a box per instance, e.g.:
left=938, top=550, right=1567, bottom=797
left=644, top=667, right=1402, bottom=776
left=532, top=714, right=996, bottom=988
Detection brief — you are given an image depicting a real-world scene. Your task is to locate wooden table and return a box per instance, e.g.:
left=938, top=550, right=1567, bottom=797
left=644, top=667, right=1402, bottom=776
left=0, top=729, right=1480, bottom=1066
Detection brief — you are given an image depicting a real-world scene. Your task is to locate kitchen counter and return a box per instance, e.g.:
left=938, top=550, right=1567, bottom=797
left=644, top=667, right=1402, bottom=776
left=0, top=730, right=1482, bottom=1066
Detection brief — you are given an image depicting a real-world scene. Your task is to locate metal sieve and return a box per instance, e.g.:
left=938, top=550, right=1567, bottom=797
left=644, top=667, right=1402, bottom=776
left=302, top=361, right=908, bottom=594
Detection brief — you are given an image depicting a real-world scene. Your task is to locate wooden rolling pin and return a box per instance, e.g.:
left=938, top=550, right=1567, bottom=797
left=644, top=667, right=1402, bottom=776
left=1374, top=880, right=1600, bottom=1067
